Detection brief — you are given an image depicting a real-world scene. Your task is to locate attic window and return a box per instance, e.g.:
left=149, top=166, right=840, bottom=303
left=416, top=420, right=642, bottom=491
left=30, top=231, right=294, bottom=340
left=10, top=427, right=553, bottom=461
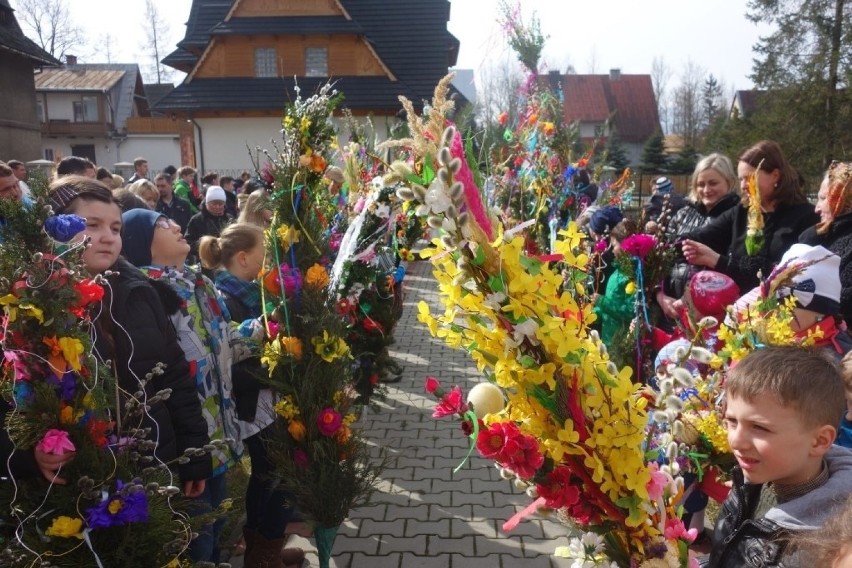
left=305, top=47, right=328, bottom=77
left=254, top=48, right=278, bottom=78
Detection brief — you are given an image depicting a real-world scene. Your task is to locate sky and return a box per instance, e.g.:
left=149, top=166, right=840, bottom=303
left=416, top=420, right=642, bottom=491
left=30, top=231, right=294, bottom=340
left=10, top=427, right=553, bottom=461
left=42, top=0, right=772, bottom=94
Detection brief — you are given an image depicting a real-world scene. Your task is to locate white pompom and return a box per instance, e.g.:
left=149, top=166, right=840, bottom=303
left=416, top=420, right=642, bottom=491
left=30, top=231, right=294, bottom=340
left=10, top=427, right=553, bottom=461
left=467, top=382, right=505, bottom=419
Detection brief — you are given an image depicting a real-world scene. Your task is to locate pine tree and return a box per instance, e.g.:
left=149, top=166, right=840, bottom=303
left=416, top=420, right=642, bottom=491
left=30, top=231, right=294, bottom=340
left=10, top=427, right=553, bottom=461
left=702, top=74, right=723, bottom=128
left=668, top=145, right=699, bottom=174
left=603, top=129, right=630, bottom=175
left=639, top=131, right=668, bottom=174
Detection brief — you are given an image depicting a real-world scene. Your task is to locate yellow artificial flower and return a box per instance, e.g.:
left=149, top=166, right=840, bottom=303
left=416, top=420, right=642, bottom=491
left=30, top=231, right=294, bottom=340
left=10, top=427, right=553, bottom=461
left=276, top=224, right=301, bottom=252
left=260, top=339, right=282, bottom=375
left=58, top=337, right=84, bottom=372
left=311, top=330, right=349, bottom=363
left=274, top=396, right=300, bottom=420
left=625, top=281, right=637, bottom=295
left=0, top=294, right=44, bottom=323
left=45, top=516, right=84, bottom=539
left=305, top=263, right=330, bottom=289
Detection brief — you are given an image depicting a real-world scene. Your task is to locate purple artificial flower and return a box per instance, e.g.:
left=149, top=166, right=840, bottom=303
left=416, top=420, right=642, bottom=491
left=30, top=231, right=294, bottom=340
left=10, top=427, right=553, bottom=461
left=46, top=370, right=77, bottom=401
left=86, top=480, right=149, bottom=529
left=44, top=214, right=86, bottom=242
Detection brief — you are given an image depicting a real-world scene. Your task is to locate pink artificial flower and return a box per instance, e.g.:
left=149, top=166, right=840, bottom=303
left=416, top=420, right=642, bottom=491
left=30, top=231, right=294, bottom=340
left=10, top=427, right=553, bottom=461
left=593, top=239, right=608, bottom=253
left=646, top=461, right=669, bottom=501
left=3, top=350, right=31, bottom=381
left=664, top=518, right=698, bottom=543
left=353, top=197, right=366, bottom=214
left=316, top=408, right=343, bottom=436
left=36, top=429, right=76, bottom=456
left=424, top=376, right=440, bottom=394
left=293, top=448, right=310, bottom=469
left=432, top=386, right=466, bottom=418
left=621, top=234, right=657, bottom=260
left=266, top=321, right=280, bottom=338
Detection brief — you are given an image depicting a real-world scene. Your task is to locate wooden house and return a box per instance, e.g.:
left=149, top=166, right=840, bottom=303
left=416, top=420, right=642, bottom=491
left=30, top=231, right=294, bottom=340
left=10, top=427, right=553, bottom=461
left=156, top=0, right=463, bottom=173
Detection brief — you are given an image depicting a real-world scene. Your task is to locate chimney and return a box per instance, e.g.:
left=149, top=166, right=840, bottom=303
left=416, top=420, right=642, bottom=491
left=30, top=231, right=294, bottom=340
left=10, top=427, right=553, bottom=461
left=609, top=68, right=621, bottom=80
left=548, top=69, right=561, bottom=92
left=65, top=54, right=77, bottom=65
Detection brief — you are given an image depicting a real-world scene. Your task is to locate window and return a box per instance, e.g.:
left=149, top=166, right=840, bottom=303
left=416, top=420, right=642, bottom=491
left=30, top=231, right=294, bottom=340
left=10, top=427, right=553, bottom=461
left=305, top=47, right=328, bottom=77
left=72, top=96, right=98, bottom=122
left=254, top=48, right=278, bottom=78
left=36, top=99, right=44, bottom=123
left=44, top=148, right=54, bottom=162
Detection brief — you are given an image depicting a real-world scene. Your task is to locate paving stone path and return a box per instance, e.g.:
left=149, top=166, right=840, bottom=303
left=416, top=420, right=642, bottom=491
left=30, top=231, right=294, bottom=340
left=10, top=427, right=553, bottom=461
left=231, top=259, right=577, bottom=567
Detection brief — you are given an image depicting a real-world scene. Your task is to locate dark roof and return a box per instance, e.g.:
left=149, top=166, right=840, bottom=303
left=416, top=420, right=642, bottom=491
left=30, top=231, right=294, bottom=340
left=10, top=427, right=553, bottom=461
left=732, top=90, right=766, bottom=117
left=158, top=0, right=461, bottom=114
left=210, top=16, right=363, bottom=36
left=154, top=76, right=421, bottom=113
left=144, top=83, right=175, bottom=107
left=561, top=74, right=660, bottom=143
left=0, top=3, right=61, bottom=66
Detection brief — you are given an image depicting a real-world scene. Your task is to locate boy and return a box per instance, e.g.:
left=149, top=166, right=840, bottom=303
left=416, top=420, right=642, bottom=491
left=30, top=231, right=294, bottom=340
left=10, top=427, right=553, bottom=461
left=837, top=351, right=852, bottom=449
left=709, top=347, right=852, bottom=567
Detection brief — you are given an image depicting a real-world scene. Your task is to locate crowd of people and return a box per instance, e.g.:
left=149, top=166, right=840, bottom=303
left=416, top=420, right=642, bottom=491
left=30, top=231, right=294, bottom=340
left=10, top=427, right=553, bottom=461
left=0, top=155, right=311, bottom=567
left=3, top=136, right=852, bottom=567
left=574, top=139, right=852, bottom=565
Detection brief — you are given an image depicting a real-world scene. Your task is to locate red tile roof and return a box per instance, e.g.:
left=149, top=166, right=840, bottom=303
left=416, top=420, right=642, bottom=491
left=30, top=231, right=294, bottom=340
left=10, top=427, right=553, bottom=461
left=560, top=73, right=660, bottom=143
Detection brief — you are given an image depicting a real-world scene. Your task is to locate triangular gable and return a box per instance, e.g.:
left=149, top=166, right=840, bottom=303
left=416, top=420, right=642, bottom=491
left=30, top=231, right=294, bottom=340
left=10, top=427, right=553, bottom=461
left=226, top=0, right=350, bottom=20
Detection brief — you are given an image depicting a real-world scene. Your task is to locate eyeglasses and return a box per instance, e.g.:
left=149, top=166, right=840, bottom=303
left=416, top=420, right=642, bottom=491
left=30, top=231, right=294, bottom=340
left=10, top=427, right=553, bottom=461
left=155, top=217, right=178, bottom=230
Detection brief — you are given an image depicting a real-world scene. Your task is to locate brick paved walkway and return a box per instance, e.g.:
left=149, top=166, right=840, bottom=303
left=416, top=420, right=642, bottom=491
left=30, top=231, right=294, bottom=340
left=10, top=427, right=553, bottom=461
left=232, top=259, right=577, bottom=567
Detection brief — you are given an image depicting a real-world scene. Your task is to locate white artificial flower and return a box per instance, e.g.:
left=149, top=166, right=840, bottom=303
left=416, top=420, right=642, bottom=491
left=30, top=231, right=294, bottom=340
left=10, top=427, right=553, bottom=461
left=424, top=179, right=451, bottom=214
left=483, top=291, right=507, bottom=311
left=512, top=318, right=540, bottom=346
left=375, top=203, right=390, bottom=219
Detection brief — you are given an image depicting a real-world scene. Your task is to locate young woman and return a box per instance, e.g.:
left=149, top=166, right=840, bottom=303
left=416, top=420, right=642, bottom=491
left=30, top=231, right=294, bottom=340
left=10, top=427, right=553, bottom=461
left=198, top=223, right=305, bottom=568
left=121, top=208, right=249, bottom=564
left=657, top=153, right=740, bottom=319
left=681, top=140, right=818, bottom=292
left=47, top=176, right=211, bottom=495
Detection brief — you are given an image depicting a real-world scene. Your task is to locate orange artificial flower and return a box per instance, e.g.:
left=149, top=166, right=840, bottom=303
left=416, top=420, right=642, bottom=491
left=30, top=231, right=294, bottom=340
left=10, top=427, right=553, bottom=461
left=288, top=419, right=306, bottom=441
left=280, top=336, right=303, bottom=360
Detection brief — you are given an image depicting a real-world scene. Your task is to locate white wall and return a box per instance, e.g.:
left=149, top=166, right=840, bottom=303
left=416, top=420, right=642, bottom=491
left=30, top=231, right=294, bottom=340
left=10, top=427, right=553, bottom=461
left=40, top=134, right=181, bottom=174
left=43, top=93, right=82, bottom=121
left=194, top=115, right=397, bottom=173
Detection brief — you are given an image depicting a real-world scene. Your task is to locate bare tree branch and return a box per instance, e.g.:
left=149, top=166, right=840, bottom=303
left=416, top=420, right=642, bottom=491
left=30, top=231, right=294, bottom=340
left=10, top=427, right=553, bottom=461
left=12, top=0, right=85, bottom=59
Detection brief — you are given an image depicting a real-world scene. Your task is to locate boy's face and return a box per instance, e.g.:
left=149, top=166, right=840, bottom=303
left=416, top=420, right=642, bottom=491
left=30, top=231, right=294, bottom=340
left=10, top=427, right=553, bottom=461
left=724, top=394, right=832, bottom=486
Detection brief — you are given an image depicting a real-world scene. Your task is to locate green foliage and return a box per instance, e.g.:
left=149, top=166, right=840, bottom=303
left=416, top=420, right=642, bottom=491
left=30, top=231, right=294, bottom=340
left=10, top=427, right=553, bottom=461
left=603, top=129, right=630, bottom=175
left=498, top=0, right=547, bottom=73
left=639, top=131, right=668, bottom=174
left=668, top=146, right=699, bottom=175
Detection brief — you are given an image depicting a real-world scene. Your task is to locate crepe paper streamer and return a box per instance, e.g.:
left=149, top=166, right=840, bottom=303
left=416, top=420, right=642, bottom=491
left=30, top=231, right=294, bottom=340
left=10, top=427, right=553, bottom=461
left=450, top=128, right=494, bottom=241
left=82, top=529, right=105, bottom=568
left=453, top=409, right=480, bottom=474
left=502, top=496, right=546, bottom=532
left=314, top=525, right=339, bottom=568
left=504, top=218, right=536, bottom=238
left=698, top=467, right=731, bottom=503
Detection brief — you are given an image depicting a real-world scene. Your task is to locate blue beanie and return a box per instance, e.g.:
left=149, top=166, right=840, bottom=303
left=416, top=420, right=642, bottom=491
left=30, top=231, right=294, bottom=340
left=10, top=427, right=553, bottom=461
left=589, top=206, right=624, bottom=235
left=121, top=209, right=162, bottom=267
left=655, top=176, right=674, bottom=193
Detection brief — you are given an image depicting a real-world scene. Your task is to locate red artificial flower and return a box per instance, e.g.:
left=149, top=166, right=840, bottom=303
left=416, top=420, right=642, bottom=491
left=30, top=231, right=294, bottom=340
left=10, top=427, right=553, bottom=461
left=497, top=111, right=509, bottom=126
left=369, top=373, right=379, bottom=385
left=424, top=376, right=440, bottom=394
left=620, top=234, right=657, bottom=260
left=293, top=448, right=310, bottom=469
left=362, top=318, right=385, bottom=334
left=432, top=386, right=466, bottom=418
left=336, top=298, right=354, bottom=315
left=87, top=418, right=112, bottom=448
left=75, top=279, right=105, bottom=308
left=476, top=421, right=518, bottom=459
left=536, top=466, right=581, bottom=509
left=499, top=431, right=544, bottom=479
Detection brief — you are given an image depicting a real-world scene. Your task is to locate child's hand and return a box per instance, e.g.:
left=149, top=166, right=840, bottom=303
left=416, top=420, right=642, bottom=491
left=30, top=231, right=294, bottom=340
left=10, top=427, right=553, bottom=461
left=34, top=448, right=74, bottom=484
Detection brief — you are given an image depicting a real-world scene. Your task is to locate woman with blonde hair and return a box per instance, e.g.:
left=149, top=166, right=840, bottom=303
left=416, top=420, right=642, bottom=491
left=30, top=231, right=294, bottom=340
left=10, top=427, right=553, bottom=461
left=657, top=153, right=741, bottom=318
left=237, top=188, right=273, bottom=227
left=800, top=161, right=852, bottom=326
left=128, top=178, right=158, bottom=209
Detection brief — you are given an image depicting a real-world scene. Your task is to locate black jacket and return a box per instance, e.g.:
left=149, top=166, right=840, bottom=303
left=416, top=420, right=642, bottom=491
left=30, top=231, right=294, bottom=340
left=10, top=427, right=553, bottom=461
left=184, top=209, right=233, bottom=261
left=686, top=201, right=818, bottom=292
left=663, top=192, right=741, bottom=298
left=709, top=446, right=852, bottom=568
left=643, top=192, right=686, bottom=224
left=98, top=259, right=211, bottom=482
left=219, top=289, right=264, bottom=422
left=799, top=211, right=852, bottom=328
left=156, top=195, right=194, bottom=233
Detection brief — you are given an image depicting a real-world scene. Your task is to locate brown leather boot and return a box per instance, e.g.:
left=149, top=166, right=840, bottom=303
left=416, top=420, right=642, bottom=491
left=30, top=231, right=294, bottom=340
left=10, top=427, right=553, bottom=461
left=280, top=546, right=306, bottom=567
